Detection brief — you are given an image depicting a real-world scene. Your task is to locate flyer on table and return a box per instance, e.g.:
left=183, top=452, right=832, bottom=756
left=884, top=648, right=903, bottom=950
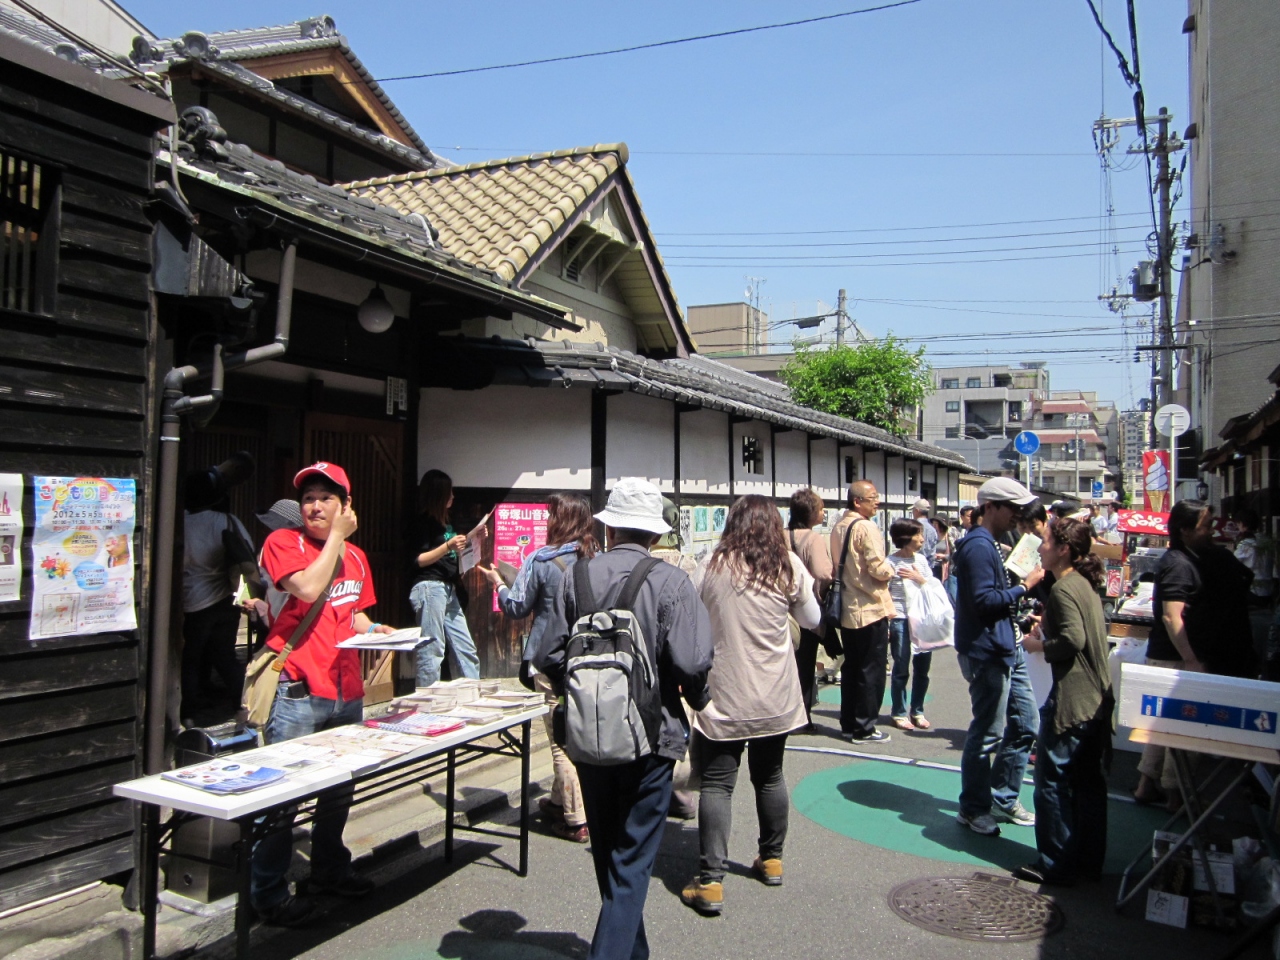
left=0, top=474, right=23, bottom=603
left=29, top=477, right=137, bottom=641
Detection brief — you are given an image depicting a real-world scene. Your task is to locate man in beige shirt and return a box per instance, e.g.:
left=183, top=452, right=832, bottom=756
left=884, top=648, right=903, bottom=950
left=829, top=480, right=896, bottom=742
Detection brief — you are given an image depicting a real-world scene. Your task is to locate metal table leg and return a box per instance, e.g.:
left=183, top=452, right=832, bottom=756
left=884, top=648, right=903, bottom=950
left=235, top=818, right=254, bottom=960
left=519, top=719, right=531, bottom=877
left=445, top=747, right=456, bottom=863
left=140, top=803, right=159, bottom=960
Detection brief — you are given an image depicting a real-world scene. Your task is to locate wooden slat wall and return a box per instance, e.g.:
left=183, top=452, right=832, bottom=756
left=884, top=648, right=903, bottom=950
left=0, top=60, right=161, bottom=909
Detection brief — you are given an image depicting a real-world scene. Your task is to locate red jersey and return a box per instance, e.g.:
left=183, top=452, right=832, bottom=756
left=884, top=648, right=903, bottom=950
left=261, top=528, right=376, bottom=702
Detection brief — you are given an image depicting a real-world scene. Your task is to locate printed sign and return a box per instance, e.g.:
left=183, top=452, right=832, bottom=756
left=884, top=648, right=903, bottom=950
left=0, top=474, right=22, bottom=603
left=1105, top=567, right=1124, bottom=598
left=1140, top=694, right=1276, bottom=734
left=1117, top=509, right=1169, bottom=537
left=492, top=502, right=548, bottom=612
left=1142, top=451, right=1170, bottom=513
left=29, top=477, right=136, bottom=640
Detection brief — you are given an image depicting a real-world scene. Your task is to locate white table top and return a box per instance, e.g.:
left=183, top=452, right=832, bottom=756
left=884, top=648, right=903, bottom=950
left=1128, top=726, right=1280, bottom=765
left=114, top=705, right=547, bottom=820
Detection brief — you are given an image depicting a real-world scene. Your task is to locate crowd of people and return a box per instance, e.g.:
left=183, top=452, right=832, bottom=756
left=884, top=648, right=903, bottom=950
left=178, top=456, right=1271, bottom=957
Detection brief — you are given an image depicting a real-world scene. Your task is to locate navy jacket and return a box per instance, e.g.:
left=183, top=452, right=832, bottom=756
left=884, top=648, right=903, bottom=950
left=952, top=525, right=1026, bottom=666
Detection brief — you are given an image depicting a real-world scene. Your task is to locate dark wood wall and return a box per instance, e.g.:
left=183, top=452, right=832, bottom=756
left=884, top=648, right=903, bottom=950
left=0, top=58, right=165, bottom=908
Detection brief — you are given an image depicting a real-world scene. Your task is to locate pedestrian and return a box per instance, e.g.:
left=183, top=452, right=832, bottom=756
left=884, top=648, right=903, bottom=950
left=251, top=462, right=394, bottom=926
left=786, top=487, right=835, bottom=730
left=410, top=469, right=483, bottom=687
left=958, top=504, right=975, bottom=539
left=534, top=478, right=713, bottom=960
left=886, top=518, right=934, bottom=732
left=1190, top=537, right=1257, bottom=679
left=478, top=493, right=599, bottom=843
left=681, top=496, right=820, bottom=915
left=1017, top=517, right=1113, bottom=886
left=952, top=477, right=1044, bottom=836
left=929, top=516, right=951, bottom=582
left=830, top=480, right=895, bottom=743
left=1132, top=500, right=1212, bottom=807
left=913, top=497, right=938, bottom=558
left=1234, top=508, right=1274, bottom=606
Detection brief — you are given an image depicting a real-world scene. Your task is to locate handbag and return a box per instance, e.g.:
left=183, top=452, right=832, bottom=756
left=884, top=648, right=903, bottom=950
left=222, top=514, right=262, bottom=587
left=822, top=521, right=857, bottom=631
left=240, top=548, right=343, bottom=729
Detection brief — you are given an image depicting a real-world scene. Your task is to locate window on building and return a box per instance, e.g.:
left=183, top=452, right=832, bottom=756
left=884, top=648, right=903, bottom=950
left=0, top=151, right=54, bottom=314
left=742, top=436, right=763, bottom=474
left=907, top=467, right=918, bottom=491
left=843, top=455, right=857, bottom=484
left=941, top=378, right=959, bottom=390
left=1008, top=401, right=1022, bottom=421
left=562, top=237, right=582, bottom=283
left=945, top=400, right=960, bottom=413
left=966, top=377, right=982, bottom=388
left=945, top=426, right=959, bottom=439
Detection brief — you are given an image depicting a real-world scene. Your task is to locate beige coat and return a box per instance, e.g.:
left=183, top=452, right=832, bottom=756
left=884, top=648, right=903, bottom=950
left=789, top=527, right=833, bottom=638
left=829, top=510, right=894, bottom=628
left=692, top=553, right=814, bottom=741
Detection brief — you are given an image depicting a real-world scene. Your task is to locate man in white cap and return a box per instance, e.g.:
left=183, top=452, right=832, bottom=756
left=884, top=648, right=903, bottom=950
left=913, top=497, right=938, bottom=559
left=535, top=478, right=713, bottom=960
left=952, top=477, right=1044, bottom=837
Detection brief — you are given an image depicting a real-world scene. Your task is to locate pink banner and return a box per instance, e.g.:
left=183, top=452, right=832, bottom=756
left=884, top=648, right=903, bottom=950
left=492, top=503, right=548, bottom=611
left=1116, top=509, right=1169, bottom=537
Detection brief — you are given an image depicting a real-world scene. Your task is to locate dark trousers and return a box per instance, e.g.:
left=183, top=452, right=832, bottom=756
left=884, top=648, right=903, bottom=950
left=181, top=597, right=244, bottom=707
left=839, top=617, right=890, bottom=738
left=1032, top=698, right=1110, bottom=882
left=577, top=754, right=674, bottom=960
left=695, top=732, right=789, bottom=883
left=795, top=629, right=822, bottom=724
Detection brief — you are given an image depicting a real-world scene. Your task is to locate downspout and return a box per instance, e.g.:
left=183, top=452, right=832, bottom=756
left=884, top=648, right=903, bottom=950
left=144, top=241, right=297, bottom=774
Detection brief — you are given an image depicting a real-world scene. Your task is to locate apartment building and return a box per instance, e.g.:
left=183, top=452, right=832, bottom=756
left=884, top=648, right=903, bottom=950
left=925, top=363, right=1049, bottom=474
left=1025, top=392, right=1115, bottom=500
left=1119, top=405, right=1152, bottom=503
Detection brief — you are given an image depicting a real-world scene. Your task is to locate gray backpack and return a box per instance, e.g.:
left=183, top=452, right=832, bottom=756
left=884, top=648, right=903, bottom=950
left=563, top=555, right=663, bottom=766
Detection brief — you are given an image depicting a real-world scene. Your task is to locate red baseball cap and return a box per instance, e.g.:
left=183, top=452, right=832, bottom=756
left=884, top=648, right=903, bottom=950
left=293, top=462, right=351, bottom=497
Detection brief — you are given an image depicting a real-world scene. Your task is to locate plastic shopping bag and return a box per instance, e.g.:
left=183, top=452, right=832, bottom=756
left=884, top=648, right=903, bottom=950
left=906, top=578, right=955, bottom=653
left=1023, top=646, right=1053, bottom=707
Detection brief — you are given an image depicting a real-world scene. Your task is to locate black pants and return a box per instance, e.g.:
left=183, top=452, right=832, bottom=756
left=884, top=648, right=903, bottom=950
left=695, top=732, right=789, bottom=883
left=795, top=628, right=822, bottom=724
left=838, top=617, right=890, bottom=738
left=182, top=597, right=244, bottom=708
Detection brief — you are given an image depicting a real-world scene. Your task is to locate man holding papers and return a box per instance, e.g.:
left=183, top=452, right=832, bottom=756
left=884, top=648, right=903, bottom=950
left=251, top=461, right=394, bottom=927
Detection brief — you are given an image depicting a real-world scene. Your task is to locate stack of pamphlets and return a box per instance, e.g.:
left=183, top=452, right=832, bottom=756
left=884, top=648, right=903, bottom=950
left=161, top=759, right=286, bottom=794
left=366, top=711, right=467, bottom=737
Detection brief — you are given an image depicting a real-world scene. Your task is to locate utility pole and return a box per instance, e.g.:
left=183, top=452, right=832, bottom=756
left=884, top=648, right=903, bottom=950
left=835, top=288, right=847, bottom=348
left=1155, top=108, right=1176, bottom=439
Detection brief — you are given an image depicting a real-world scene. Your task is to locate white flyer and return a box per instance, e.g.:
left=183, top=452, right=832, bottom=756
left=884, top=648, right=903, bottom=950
left=0, top=474, right=22, bottom=603
left=29, top=477, right=137, bottom=640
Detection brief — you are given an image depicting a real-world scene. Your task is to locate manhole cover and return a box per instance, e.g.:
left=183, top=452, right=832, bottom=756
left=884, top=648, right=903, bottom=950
left=888, top=873, right=1064, bottom=942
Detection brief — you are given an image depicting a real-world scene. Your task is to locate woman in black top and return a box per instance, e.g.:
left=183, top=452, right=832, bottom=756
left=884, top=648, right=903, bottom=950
left=409, top=470, right=481, bottom=687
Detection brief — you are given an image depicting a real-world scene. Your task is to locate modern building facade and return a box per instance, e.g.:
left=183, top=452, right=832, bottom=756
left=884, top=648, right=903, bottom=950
left=1119, top=405, right=1152, bottom=504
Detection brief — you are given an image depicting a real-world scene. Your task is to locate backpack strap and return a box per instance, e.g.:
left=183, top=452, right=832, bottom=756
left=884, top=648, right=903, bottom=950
left=551, top=555, right=569, bottom=572
left=618, top=556, right=663, bottom=611
left=573, top=553, right=599, bottom=617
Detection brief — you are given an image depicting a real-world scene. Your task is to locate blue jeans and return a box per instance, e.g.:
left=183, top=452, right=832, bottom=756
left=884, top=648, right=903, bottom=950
left=577, top=755, right=674, bottom=960
left=250, top=682, right=363, bottom=910
left=888, top=617, right=932, bottom=718
left=410, top=580, right=480, bottom=687
left=957, top=645, right=1038, bottom=818
left=1032, top=697, right=1110, bottom=881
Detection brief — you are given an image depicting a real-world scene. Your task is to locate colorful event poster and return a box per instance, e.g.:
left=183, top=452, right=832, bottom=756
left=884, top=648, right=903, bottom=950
left=0, top=474, right=22, bottom=603
left=29, top=477, right=136, bottom=640
left=492, top=502, right=548, bottom=612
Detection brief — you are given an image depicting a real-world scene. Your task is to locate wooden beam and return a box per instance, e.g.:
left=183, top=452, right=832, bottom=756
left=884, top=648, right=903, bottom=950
left=596, top=243, right=638, bottom=288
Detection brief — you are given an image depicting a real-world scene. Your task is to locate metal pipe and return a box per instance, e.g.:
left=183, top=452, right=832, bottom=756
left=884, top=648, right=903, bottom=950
left=144, top=242, right=298, bottom=774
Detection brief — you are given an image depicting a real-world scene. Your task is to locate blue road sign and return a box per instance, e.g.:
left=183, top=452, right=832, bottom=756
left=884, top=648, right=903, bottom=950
left=1092, top=479, right=1104, bottom=497
left=1013, top=431, right=1040, bottom=456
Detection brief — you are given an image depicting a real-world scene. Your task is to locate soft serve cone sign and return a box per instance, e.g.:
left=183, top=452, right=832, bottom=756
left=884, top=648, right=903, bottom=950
left=1143, top=451, right=1170, bottom=513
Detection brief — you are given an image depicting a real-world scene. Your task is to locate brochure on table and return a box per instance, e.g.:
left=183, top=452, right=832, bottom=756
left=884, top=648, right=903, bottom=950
left=0, top=474, right=22, bottom=603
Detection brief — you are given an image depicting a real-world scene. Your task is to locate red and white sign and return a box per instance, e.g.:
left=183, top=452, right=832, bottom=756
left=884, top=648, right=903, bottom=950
left=1142, top=450, right=1171, bottom=512
left=491, top=503, right=549, bottom=611
left=1117, top=509, right=1169, bottom=537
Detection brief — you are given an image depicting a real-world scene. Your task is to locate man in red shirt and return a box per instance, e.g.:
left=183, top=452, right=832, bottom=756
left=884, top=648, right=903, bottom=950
left=250, top=462, right=394, bottom=926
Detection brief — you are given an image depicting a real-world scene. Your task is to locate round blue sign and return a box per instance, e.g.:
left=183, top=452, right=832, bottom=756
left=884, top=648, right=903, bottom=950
left=1091, top=479, right=1105, bottom=497
left=1013, top=431, right=1040, bottom=456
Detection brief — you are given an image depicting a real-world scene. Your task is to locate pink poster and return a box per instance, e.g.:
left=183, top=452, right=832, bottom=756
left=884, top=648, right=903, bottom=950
left=492, top=502, right=548, bottom=611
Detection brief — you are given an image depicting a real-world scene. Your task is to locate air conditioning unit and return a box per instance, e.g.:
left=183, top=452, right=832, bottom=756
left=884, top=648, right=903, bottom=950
left=1132, top=261, right=1159, bottom=302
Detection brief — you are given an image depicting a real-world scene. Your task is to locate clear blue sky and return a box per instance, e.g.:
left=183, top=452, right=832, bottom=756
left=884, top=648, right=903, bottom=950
left=125, top=0, right=1190, bottom=418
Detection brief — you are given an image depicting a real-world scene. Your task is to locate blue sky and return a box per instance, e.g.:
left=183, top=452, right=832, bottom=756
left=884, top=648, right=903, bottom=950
left=125, top=1, right=1190, bottom=416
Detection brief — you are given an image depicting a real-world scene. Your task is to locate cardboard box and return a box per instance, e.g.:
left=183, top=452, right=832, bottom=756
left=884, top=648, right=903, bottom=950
left=1109, top=622, right=1151, bottom=640
left=1146, top=888, right=1189, bottom=928
left=1153, top=832, right=1235, bottom=894
left=1119, top=663, right=1280, bottom=751
left=1092, top=542, right=1124, bottom=562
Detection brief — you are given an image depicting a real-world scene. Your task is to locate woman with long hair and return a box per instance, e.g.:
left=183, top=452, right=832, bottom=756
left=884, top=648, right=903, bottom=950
left=479, top=493, right=599, bottom=842
left=410, top=470, right=481, bottom=688
left=787, top=488, right=834, bottom=730
left=1017, top=517, right=1113, bottom=885
left=681, top=495, right=820, bottom=916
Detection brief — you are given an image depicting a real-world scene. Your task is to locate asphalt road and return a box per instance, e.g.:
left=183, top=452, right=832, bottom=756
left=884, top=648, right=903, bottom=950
left=203, top=652, right=1265, bottom=960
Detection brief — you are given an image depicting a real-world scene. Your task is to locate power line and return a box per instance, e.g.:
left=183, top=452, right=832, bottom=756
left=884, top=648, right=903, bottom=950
left=372, top=0, right=923, bottom=82
left=663, top=222, right=1156, bottom=249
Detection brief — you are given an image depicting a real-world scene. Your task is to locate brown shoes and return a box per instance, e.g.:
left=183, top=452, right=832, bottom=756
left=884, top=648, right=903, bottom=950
left=681, top=879, right=723, bottom=915
left=549, top=819, right=589, bottom=843
left=752, top=857, right=783, bottom=886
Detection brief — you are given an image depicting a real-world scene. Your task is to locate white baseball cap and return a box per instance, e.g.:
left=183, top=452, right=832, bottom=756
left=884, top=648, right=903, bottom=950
left=976, top=476, right=1037, bottom=506
left=595, top=478, right=671, bottom=535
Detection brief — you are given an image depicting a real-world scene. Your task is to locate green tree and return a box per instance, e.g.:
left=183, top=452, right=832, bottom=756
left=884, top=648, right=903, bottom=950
left=779, top=337, right=931, bottom=436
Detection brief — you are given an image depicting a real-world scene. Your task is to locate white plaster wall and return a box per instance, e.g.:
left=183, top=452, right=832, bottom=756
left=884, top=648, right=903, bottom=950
left=884, top=456, right=907, bottom=504
left=810, top=437, right=841, bottom=502
left=733, top=420, right=772, bottom=496
left=773, top=430, right=809, bottom=498
left=606, top=393, right=675, bottom=492
left=679, top=409, right=730, bottom=495
left=419, top=386, right=591, bottom=489
left=865, top=450, right=886, bottom=497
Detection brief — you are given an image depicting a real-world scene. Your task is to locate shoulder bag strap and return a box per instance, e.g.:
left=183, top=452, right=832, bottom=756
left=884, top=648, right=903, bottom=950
left=572, top=554, right=598, bottom=617
left=551, top=555, right=569, bottom=572
left=834, top=520, right=856, bottom=581
left=271, top=544, right=345, bottom=674
left=789, top=530, right=798, bottom=553
left=618, top=556, right=663, bottom=611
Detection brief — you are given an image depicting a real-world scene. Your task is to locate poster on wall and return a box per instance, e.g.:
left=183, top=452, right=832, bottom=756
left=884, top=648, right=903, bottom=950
left=29, top=477, right=136, bottom=640
left=0, top=474, right=23, bottom=603
left=1142, top=451, right=1170, bottom=513
left=692, top=506, right=713, bottom=542
left=491, top=502, right=549, bottom=611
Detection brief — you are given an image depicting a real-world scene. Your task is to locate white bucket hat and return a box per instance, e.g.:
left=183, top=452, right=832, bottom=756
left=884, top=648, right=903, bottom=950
left=594, top=478, right=671, bottom=535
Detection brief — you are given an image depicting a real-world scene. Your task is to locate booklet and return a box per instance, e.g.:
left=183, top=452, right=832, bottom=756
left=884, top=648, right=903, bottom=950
left=162, top=758, right=286, bottom=795
left=337, top=626, right=432, bottom=651
left=365, top=711, right=468, bottom=738
left=497, top=559, right=519, bottom=586
left=1004, top=533, right=1043, bottom=579
left=458, top=511, right=492, bottom=575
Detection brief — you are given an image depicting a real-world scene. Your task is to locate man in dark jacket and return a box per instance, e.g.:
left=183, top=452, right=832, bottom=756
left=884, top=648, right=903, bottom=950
left=535, top=478, right=713, bottom=960
left=953, top=477, right=1044, bottom=837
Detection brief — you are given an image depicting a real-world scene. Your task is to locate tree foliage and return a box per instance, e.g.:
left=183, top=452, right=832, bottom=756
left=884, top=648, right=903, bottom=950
left=779, top=337, right=932, bottom=436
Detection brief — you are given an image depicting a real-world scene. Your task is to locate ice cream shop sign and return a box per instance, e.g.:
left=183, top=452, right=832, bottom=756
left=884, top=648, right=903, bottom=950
left=1142, top=450, right=1171, bottom=513
left=1117, top=509, right=1169, bottom=537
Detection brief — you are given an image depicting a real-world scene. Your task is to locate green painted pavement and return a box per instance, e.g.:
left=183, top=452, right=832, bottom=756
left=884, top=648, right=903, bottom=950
left=792, top=760, right=1167, bottom=874
left=816, top=685, right=932, bottom=708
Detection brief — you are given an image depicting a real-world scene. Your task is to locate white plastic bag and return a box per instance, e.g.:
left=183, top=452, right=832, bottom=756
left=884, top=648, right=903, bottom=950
left=1023, top=647, right=1053, bottom=707
left=906, top=578, right=954, bottom=653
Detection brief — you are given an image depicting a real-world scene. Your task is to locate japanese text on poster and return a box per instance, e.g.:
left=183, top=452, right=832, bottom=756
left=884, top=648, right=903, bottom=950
left=30, top=477, right=136, bottom=640
left=0, top=474, right=22, bottom=603
left=492, top=503, right=548, bottom=611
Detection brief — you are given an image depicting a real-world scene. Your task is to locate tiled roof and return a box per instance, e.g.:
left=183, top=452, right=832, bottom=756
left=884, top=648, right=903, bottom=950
left=128, top=15, right=438, bottom=168
left=344, top=145, right=626, bottom=282
left=0, top=5, right=113, bottom=71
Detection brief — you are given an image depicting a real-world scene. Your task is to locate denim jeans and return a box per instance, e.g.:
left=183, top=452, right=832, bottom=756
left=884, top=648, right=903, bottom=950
left=695, top=732, right=789, bottom=884
left=410, top=580, right=480, bottom=687
left=249, top=682, right=363, bottom=910
left=1031, top=697, right=1110, bottom=881
left=957, top=645, right=1038, bottom=818
left=888, top=617, right=932, bottom=718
